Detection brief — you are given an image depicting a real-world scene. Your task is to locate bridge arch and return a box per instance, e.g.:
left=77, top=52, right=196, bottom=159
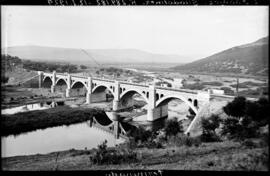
left=92, top=84, right=115, bottom=97
left=71, top=80, right=88, bottom=89
left=42, top=76, right=52, bottom=88
left=55, top=78, right=68, bottom=86
left=120, top=89, right=149, bottom=104
left=155, top=94, right=198, bottom=114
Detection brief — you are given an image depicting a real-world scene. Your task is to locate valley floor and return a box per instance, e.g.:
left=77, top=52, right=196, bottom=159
left=2, top=141, right=268, bottom=171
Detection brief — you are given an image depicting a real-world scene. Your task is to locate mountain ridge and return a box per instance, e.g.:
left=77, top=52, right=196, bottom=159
left=173, top=36, right=269, bottom=76
left=2, top=46, right=190, bottom=66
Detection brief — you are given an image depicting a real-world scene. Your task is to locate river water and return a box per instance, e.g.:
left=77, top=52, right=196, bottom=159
left=1, top=120, right=125, bottom=158
left=1, top=100, right=187, bottom=158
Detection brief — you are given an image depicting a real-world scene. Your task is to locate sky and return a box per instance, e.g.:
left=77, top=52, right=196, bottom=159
left=1, top=6, right=269, bottom=61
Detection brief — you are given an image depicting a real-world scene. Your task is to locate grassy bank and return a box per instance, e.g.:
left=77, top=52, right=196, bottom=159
left=1, top=106, right=105, bottom=137
left=2, top=140, right=268, bottom=171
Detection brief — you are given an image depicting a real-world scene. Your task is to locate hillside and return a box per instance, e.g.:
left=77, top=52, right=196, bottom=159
left=1, top=55, right=80, bottom=85
left=2, top=46, right=189, bottom=66
left=173, top=37, right=269, bottom=76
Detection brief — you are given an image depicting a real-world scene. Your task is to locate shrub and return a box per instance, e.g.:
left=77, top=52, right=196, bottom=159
left=167, top=133, right=201, bottom=147
left=221, top=116, right=258, bottom=140
left=89, top=140, right=137, bottom=165
left=131, top=126, right=152, bottom=143
left=202, top=81, right=223, bottom=86
left=1, top=76, right=9, bottom=84
left=201, top=115, right=222, bottom=142
left=241, top=139, right=257, bottom=148
left=223, top=96, right=246, bottom=118
left=183, top=83, right=205, bottom=90
left=222, top=96, right=269, bottom=140
left=80, top=65, right=87, bottom=69
left=164, top=118, right=183, bottom=138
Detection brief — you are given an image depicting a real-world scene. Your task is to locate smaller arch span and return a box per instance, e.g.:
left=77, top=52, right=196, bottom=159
left=43, top=75, right=52, bottom=82
left=155, top=94, right=198, bottom=114
left=120, top=88, right=149, bottom=104
left=55, top=78, right=68, bottom=86
left=71, top=80, right=88, bottom=89
left=92, top=84, right=114, bottom=97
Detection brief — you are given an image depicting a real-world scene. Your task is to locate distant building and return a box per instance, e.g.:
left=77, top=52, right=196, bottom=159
left=208, top=89, right=225, bottom=95
left=160, top=82, right=171, bottom=87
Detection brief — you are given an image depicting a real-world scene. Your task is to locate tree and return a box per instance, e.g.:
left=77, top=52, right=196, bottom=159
left=1, top=76, right=9, bottom=84
left=164, top=118, right=183, bottom=137
left=201, top=115, right=221, bottom=142
left=223, top=96, right=246, bottom=118
left=80, top=65, right=87, bottom=69
left=220, top=96, right=265, bottom=140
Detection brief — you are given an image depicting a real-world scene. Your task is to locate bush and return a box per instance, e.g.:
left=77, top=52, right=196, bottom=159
left=167, top=133, right=201, bottom=147
left=222, top=97, right=269, bottom=140
left=89, top=140, right=137, bottom=165
left=1, top=76, right=9, bottom=84
left=183, top=83, right=205, bottom=90
left=223, top=96, right=246, bottom=118
left=164, top=118, right=183, bottom=138
left=202, top=81, right=223, bottom=86
left=131, top=126, right=152, bottom=143
left=221, top=116, right=258, bottom=140
left=201, top=115, right=222, bottom=142
left=80, top=65, right=87, bottom=69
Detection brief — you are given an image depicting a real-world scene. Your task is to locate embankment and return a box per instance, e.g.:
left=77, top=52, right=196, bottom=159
left=1, top=106, right=106, bottom=137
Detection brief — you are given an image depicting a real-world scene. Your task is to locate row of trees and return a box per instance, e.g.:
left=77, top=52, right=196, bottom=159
left=2, top=54, right=88, bottom=73
left=201, top=96, right=269, bottom=141
left=23, top=60, right=78, bottom=73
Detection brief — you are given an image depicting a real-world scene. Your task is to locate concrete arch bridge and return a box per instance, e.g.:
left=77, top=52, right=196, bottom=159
left=38, top=71, right=240, bottom=134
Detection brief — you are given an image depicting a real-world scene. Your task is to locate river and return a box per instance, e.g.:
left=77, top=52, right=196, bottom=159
left=1, top=119, right=125, bottom=158
left=1, top=100, right=188, bottom=158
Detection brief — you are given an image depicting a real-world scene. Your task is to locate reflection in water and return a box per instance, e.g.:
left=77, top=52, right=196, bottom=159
left=1, top=101, right=65, bottom=115
left=1, top=109, right=167, bottom=158
left=1, top=119, right=125, bottom=158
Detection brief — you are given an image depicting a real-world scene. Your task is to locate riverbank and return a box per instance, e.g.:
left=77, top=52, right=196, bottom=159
left=2, top=140, right=268, bottom=171
left=1, top=106, right=105, bottom=137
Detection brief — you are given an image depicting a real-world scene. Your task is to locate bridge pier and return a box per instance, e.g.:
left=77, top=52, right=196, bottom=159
left=38, top=71, right=43, bottom=88
left=86, top=91, right=92, bottom=104
left=113, top=100, right=119, bottom=111
left=147, top=105, right=168, bottom=121
left=113, top=121, right=120, bottom=139
left=51, top=71, right=56, bottom=93
left=51, top=85, right=55, bottom=93
left=65, top=74, right=71, bottom=98
left=65, top=88, right=71, bottom=97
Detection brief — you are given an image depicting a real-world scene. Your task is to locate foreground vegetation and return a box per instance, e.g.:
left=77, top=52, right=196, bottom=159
left=2, top=140, right=268, bottom=171
left=1, top=106, right=105, bottom=137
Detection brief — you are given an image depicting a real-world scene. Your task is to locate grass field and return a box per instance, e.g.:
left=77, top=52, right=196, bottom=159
left=2, top=140, right=268, bottom=171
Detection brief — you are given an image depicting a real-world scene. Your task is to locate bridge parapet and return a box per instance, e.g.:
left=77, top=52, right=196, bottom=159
left=156, top=86, right=198, bottom=94
left=119, top=81, right=149, bottom=88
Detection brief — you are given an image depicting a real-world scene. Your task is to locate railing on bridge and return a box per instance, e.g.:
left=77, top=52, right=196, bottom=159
left=156, top=86, right=198, bottom=94
left=93, top=78, right=115, bottom=83
left=119, top=81, right=149, bottom=88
